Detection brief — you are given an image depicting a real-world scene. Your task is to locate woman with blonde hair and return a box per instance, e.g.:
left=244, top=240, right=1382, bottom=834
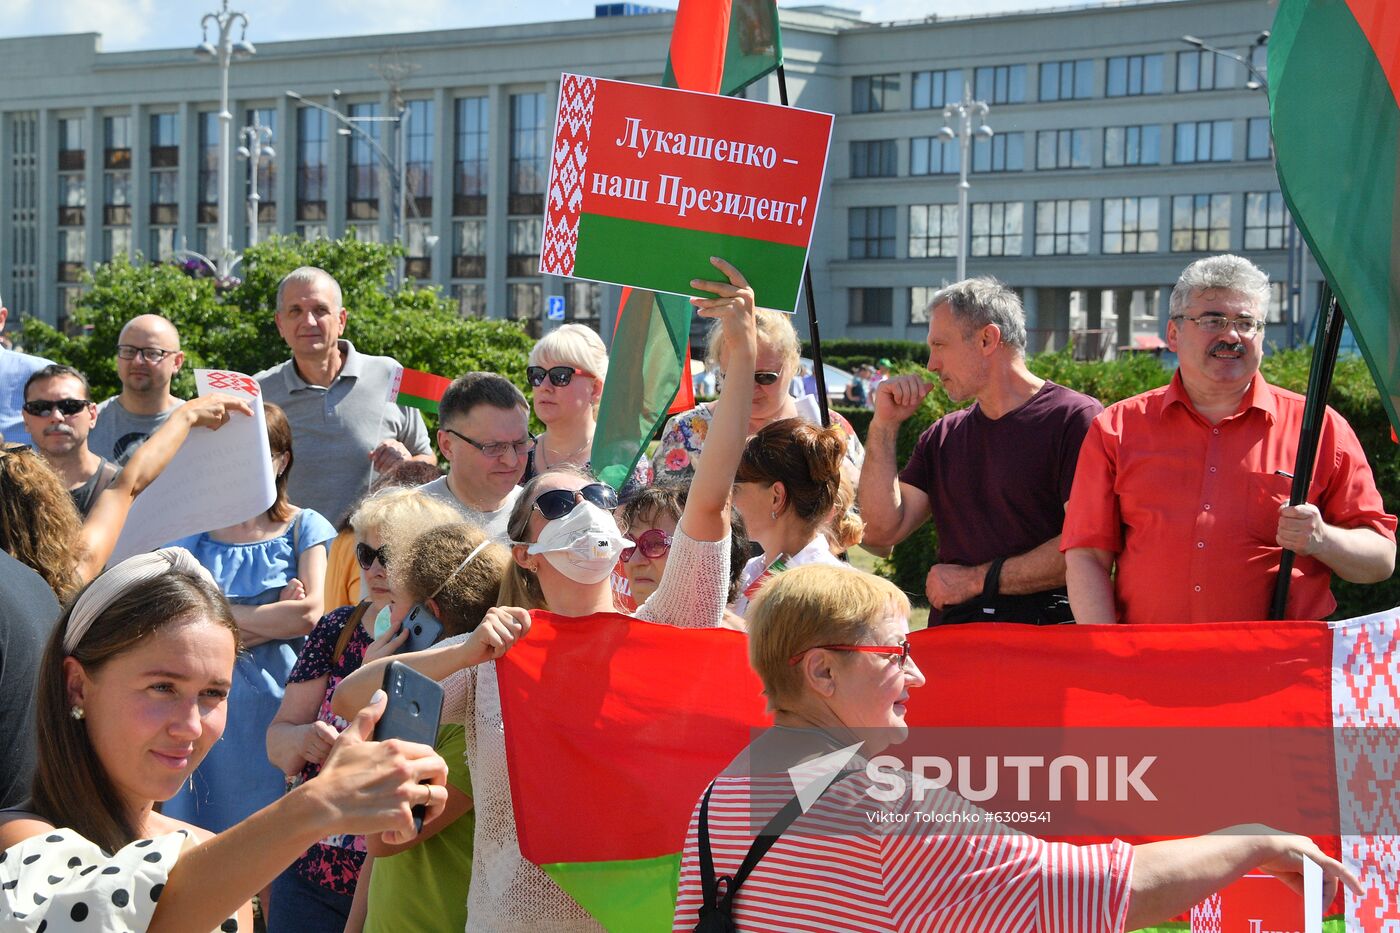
left=673, top=564, right=1361, bottom=931
left=653, top=308, right=864, bottom=481
left=334, top=257, right=758, bottom=931
left=349, top=521, right=511, bottom=933
left=264, top=487, right=460, bottom=932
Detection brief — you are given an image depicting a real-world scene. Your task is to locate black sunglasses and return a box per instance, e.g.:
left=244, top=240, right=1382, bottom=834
left=720, top=370, right=782, bottom=387
left=22, top=398, right=90, bottom=417
left=355, top=542, right=390, bottom=570
left=527, top=365, right=592, bottom=388
left=532, top=482, right=619, bottom=520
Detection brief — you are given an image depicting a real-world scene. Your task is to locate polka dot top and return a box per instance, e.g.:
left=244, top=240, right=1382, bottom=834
left=0, top=827, right=239, bottom=932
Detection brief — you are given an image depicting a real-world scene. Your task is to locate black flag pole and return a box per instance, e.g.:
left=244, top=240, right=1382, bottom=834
left=776, top=64, right=831, bottom=428
left=1268, top=282, right=1345, bottom=620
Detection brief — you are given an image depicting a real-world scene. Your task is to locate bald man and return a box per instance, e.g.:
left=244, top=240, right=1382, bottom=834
left=89, top=314, right=186, bottom=464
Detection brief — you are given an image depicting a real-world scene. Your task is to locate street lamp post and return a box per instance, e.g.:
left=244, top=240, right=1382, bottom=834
left=285, top=91, right=436, bottom=282
left=237, top=118, right=275, bottom=247
left=195, top=1, right=254, bottom=278
left=940, top=83, right=994, bottom=282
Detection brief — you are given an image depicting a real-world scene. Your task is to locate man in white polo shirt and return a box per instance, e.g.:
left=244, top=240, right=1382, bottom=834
left=256, top=266, right=435, bottom=526
left=419, top=372, right=533, bottom=542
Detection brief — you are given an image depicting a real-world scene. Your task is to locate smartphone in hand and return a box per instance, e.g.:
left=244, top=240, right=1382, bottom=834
left=398, top=603, right=445, bottom=655
left=373, top=660, right=444, bottom=833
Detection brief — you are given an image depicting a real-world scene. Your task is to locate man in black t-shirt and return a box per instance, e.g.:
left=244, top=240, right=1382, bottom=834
left=857, top=278, right=1101, bottom=624
left=0, top=549, right=61, bottom=808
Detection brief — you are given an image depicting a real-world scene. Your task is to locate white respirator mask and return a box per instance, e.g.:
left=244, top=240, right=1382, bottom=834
left=526, top=500, right=633, bottom=585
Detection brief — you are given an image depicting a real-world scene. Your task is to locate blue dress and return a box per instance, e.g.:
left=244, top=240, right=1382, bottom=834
left=162, top=508, right=336, bottom=833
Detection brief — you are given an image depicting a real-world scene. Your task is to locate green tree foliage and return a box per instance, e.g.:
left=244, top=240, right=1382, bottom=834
left=878, top=346, right=1399, bottom=621
left=19, top=236, right=534, bottom=407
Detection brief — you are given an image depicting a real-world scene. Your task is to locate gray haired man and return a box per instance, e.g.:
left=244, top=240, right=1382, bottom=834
left=858, top=276, right=1102, bottom=624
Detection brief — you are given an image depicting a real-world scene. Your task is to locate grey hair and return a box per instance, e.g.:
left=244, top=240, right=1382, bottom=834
left=927, top=277, right=1027, bottom=353
left=1169, top=254, right=1271, bottom=319
left=276, top=266, right=343, bottom=313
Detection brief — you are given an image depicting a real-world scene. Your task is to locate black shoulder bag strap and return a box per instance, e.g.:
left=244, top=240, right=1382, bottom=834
left=694, top=770, right=855, bottom=932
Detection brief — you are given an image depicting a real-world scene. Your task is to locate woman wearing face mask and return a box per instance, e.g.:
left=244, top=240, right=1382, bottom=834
left=334, top=257, right=757, bottom=932
left=264, top=487, right=459, bottom=933
left=652, top=307, right=864, bottom=482
left=729, top=417, right=860, bottom=617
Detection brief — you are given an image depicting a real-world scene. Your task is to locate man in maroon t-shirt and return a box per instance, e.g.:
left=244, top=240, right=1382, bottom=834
left=858, top=278, right=1101, bottom=624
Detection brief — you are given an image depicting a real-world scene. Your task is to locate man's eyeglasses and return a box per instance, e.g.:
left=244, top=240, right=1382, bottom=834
left=621, top=528, right=672, bottom=563
left=443, top=428, right=536, bottom=460
left=721, top=370, right=782, bottom=387
left=22, top=398, right=90, bottom=417
left=1170, top=314, right=1263, bottom=337
left=788, top=640, right=913, bottom=670
left=116, top=345, right=176, bottom=364
left=532, top=482, right=619, bottom=521
left=355, top=543, right=389, bottom=570
left=527, top=366, right=593, bottom=388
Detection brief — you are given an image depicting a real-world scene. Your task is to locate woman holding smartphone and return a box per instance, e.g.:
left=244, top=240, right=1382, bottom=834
left=335, top=257, right=757, bottom=932
left=0, top=548, right=447, bottom=933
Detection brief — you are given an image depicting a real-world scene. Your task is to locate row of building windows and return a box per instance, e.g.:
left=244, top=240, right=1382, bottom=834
left=849, top=191, right=1289, bottom=260
left=849, top=118, right=1271, bottom=179
left=855, top=45, right=1268, bottom=113
left=48, top=92, right=550, bottom=277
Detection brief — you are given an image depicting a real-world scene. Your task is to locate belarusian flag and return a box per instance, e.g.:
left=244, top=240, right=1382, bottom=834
left=496, top=612, right=1400, bottom=931
left=1269, top=0, right=1400, bottom=435
left=387, top=365, right=450, bottom=415
left=591, top=0, right=782, bottom=489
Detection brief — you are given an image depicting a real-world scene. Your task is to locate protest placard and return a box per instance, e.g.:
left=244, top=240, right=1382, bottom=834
left=109, top=369, right=275, bottom=563
left=540, top=73, right=834, bottom=313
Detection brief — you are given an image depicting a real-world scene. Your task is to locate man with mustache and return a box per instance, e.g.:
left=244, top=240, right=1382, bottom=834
left=1063, top=254, right=1396, bottom=624
left=19, top=364, right=120, bottom=518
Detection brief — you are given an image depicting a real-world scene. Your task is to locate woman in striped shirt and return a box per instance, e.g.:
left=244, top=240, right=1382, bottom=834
left=674, top=564, right=1361, bottom=932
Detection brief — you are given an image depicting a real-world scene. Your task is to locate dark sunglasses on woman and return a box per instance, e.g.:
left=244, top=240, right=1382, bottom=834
left=720, top=370, right=782, bottom=387
left=531, top=482, right=619, bottom=520
left=527, top=365, right=592, bottom=388
left=22, top=398, right=90, bottom=417
left=355, top=542, right=390, bottom=569
left=621, top=528, right=672, bottom=563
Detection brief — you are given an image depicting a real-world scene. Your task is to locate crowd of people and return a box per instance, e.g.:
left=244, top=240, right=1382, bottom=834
left=0, top=251, right=1388, bottom=931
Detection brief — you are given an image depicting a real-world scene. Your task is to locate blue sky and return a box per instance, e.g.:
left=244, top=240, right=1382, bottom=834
left=0, top=0, right=1089, bottom=52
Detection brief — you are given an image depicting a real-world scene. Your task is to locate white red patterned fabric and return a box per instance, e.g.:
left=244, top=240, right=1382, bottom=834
left=1189, top=892, right=1222, bottom=933
left=540, top=74, right=595, bottom=277
left=1333, top=609, right=1400, bottom=931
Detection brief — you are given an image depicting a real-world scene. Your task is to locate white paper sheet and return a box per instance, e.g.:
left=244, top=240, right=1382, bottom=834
left=109, top=370, right=274, bottom=563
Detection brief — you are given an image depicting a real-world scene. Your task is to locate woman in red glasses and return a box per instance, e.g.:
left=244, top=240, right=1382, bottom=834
left=675, top=563, right=1361, bottom=932
left=652, top=306, right=865, bottom=483
left=521, top=324, right=650, bottom=494
left=334, top=257, right=757, bottom=931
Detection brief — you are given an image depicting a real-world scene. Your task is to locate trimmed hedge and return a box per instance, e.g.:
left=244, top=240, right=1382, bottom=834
left=872, top=347, right=1399, bottom=621
left=802, top=338, right=927, bottom=374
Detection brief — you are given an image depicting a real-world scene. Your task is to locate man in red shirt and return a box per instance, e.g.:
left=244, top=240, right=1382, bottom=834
left=1063, top=255, right=1395, bottom=624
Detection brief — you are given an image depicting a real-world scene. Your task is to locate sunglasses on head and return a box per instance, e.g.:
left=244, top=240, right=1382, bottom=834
left=621, top=528, right=672, bottom=563
left=355, top=542, right=390, bottom=570
left=527, top=365, right=592, bottom=388
left=22, top=398, right=90, bottom=417
left=532, top=482, right=619, bottom=520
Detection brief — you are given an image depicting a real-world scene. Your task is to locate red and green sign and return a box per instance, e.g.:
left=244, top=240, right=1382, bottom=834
left=540, top=74, right=832, bottom=313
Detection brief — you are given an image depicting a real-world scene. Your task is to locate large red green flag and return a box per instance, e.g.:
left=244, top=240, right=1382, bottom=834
left=1268, top=0, right=1400, bottom=435
left=591, top=0, right=782, bottom=489
left=496, top=612, right=1400, bottom=931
